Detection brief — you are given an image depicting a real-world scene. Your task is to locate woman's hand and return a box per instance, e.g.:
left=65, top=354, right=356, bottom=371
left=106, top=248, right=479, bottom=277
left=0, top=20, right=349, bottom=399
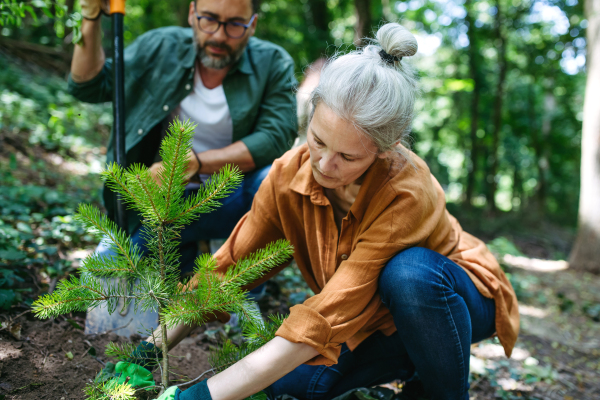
left=207, top=337, right=319, bottom=400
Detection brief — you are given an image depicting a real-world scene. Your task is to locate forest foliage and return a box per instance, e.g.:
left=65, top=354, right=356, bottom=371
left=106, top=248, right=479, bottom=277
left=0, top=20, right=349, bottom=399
left=1, top=0, right=586, bottom=223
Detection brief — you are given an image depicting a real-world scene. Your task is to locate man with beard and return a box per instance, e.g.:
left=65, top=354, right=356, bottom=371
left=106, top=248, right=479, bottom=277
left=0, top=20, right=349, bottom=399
left=70, top=0, right=297, bottom=279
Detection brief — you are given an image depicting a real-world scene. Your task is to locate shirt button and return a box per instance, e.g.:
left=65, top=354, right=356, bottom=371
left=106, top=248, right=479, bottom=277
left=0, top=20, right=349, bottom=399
left=341, top=254, right=348, bottom=260
left=185, top=84, right=191, bottom=90
left=163, top=105, right=169, bottom=111
left=137, top=129, right=143, bottom=135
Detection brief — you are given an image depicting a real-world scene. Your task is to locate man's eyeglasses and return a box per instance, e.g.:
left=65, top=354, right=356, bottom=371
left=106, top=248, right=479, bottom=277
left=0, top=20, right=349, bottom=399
left=193, top=4, right=256, bottom=39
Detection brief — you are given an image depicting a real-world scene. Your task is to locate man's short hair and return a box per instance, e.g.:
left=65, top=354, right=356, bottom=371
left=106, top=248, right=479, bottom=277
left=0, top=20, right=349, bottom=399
left=195, top=0, right=261, bottom=14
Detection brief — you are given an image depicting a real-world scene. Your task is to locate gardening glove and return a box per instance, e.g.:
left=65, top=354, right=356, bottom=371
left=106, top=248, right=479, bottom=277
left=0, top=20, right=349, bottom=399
left=155, top=385, right=180, bottom=400
left=79, top=0, right=110, bottom=20
left=114, top=361, right=155, bottom=388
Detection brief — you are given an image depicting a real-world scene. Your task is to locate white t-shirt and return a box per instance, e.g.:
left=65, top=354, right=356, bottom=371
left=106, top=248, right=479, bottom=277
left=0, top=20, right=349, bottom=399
left=171, top=68, right=233, bottom=181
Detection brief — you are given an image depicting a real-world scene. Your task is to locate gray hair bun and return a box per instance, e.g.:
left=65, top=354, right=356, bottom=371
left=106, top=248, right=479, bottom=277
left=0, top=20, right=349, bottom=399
left=376, top=23, right=418, bottom=62
left=309, top=23, right=419, bottom=161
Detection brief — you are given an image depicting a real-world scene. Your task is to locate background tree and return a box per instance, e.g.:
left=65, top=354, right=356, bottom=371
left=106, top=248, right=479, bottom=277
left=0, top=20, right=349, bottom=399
left=569, top=0, right=600, bottom=273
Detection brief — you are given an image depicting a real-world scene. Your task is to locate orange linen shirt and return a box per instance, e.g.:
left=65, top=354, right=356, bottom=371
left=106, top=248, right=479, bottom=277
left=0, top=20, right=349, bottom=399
left=209, top=144, right=519, bottom=366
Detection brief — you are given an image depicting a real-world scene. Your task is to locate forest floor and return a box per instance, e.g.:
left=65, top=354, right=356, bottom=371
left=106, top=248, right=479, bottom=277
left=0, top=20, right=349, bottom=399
left=1, top=127, right=600, bottom=400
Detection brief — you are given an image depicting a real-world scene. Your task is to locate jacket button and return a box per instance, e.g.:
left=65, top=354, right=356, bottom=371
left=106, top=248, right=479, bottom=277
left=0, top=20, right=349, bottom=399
left=341, top=254, right=348, bottom=260
left=137, top=129, right=143, bottom=135
left=163, top=105, right=169, bottom=111
left=185, top=84, right=191, bottom=90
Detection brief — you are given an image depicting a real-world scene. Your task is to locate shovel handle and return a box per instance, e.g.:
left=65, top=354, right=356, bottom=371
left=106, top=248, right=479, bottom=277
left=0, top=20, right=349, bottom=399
left=110, top=0, right=126, bottom=15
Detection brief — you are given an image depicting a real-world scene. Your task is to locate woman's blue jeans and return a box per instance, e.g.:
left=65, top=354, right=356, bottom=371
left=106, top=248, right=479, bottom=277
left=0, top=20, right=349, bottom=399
left=268, top=247, right=496, bottom=400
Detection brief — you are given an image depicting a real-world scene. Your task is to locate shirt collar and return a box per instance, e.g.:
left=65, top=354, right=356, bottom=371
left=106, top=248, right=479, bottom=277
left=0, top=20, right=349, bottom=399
left=349, top=157, right=393, bottom=222
left=228, top=45, right=253, bottom=75
left=179, top=30, right=253, bottom=75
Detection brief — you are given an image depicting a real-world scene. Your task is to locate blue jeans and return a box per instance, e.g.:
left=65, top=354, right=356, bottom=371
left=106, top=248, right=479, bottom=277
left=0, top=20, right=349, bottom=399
left=96, top=165, right=271, bottom=276
left=268, top=247, right=496, bottom=400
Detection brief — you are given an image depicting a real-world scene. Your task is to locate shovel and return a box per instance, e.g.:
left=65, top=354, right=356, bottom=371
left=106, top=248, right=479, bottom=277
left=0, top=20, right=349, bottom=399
left=84, top=0, right=159, bottom=337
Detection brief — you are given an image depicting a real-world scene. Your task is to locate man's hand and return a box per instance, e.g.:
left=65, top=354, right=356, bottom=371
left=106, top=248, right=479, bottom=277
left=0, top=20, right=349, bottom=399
left=80, top=0, right=110, bottom=20
left=149, top=150, right=201, bottom=186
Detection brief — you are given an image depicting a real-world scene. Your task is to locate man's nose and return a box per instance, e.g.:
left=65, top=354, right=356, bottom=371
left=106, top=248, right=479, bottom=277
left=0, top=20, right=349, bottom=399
left=211, top=23, right=228, bottom=42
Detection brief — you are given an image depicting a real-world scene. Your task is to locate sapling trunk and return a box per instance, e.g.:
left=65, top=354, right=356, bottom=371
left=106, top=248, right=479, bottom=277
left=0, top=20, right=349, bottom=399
left=160, top=314, right=169, bottom=392
left=158, top=225, right=169, bottom=392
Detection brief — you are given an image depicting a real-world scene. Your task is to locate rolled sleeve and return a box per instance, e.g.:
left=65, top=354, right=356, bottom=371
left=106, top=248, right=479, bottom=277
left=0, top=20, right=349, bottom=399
left=67, top=60, right=114, bottom=103
left=275, top=251, right=388, bottom=365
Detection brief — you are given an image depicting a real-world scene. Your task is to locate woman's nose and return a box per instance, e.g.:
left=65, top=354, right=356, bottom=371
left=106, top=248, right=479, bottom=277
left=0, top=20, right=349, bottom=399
left=319, top=154, right=336, bottom=173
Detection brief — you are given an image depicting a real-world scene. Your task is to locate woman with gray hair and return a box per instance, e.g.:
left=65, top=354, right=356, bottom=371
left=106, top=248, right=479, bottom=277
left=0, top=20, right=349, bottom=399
left=151, top=23, right=519, bottom=400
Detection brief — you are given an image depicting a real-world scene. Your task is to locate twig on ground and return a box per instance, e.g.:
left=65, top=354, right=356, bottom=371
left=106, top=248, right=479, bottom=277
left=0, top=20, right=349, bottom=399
left=174, top=368, right=215, bottom=388
left=81, top=338, right=106, bottom=366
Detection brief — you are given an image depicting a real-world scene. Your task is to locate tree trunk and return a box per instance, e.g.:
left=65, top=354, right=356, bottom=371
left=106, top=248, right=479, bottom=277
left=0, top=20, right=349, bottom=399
left=305, top=0, right=332, bottom=60
left=464, top=0, right=482, bottom=206
left=354, top=0, right=372, bottom=46
left=487, top=0, right=507, bottom=213
left=569, top=0, right=600, bottom=273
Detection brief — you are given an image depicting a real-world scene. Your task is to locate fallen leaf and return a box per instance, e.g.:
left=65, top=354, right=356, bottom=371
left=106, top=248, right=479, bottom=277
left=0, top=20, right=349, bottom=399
left=1, top=322, right=22, bottom=340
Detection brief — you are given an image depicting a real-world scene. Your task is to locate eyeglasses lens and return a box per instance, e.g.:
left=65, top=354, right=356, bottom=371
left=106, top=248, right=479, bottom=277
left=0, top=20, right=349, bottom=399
left=199, top=18, right=219, bottom=33
left=225, top=24, right=245, bottom=38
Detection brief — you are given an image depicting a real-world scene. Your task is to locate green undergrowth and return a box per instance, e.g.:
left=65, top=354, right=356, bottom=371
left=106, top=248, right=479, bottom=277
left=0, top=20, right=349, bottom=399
left=1, top=55, right=109, bottom=310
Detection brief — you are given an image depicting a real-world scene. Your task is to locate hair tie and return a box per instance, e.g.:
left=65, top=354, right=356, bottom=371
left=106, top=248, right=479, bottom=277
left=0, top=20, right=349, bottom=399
left=379, top=49, right=400, bottom=65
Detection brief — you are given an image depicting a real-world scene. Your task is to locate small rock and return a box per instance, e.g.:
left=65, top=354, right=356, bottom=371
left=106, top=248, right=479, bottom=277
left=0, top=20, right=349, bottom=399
left=13, top=342, right=23, bottom=349
left=108, top=333, right=118, bottom=342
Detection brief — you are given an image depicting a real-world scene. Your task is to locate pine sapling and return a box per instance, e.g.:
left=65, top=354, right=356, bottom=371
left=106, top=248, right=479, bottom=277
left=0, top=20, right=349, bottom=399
left=32, top=119, right=294, bottom=398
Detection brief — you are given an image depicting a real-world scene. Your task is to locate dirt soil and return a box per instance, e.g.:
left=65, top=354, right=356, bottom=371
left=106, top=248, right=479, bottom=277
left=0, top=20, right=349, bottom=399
left=0, top=315, right=214, bottom=399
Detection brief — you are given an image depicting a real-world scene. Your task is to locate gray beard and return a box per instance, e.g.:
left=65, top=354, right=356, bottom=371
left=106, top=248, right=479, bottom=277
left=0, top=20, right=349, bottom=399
left=196, top=39, right=248, bottom=70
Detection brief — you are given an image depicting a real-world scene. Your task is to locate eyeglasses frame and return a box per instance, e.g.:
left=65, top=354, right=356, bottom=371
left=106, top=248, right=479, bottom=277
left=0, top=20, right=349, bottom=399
left=192, top=3, right=257, bottom=39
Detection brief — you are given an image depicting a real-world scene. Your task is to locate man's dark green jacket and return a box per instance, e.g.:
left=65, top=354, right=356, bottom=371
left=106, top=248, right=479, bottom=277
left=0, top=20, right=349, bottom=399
left=68, top=26, right=298, bottom=233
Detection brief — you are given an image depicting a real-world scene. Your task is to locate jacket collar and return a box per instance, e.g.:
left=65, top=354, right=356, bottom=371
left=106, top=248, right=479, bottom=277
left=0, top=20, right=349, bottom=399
left=179, top=29, right=253, bottom=75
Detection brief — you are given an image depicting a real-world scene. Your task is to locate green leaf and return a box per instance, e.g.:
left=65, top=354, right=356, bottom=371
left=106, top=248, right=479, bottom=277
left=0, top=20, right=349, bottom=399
left=65, top=351, right=74, bottom=360
left=0, top=289, right=17, bottom=310
left=0, top=248, right=26, bottom=260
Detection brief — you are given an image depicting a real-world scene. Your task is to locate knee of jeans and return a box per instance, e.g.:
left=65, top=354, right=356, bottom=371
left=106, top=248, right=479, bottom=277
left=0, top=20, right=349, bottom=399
left=378, top=247, right=442, bottom=304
